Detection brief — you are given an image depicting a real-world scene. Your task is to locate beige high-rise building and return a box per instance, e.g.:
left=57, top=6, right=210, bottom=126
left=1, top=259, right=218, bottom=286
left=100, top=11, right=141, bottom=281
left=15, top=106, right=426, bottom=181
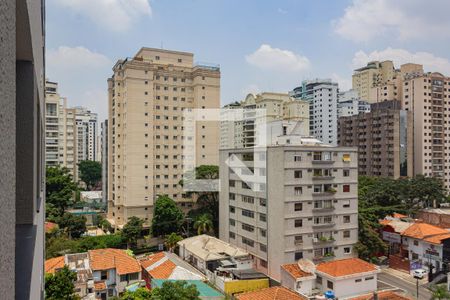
left=219, top=136, right=359, bottom=281
left=402, top=70, right=450, bottom=189
left=220, top=93, right=309, bottom=149
left=352, top=61, right=397, bottom=102
left=107, top=48, right=220, bottom=228
left=60, top=103, right=79, bottom=180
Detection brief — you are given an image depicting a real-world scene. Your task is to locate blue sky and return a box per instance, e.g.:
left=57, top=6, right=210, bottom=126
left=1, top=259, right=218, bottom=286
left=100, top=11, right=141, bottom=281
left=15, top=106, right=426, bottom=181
left=46, top=0, right=450, bottom=121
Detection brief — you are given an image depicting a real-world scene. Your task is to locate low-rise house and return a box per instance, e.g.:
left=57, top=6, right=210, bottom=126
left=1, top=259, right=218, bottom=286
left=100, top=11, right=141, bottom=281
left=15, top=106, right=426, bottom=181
left=236, top=286, right=306, bottom=300
left=89, top=248, right=143, bottom=299
left=45, top=256, right=65, bottom=274
left=151, top=279, right=225, bottom=300
left=211, top=268, right=269, bottom=295
left=280, top=263, right=316, bottom=296
left=177, top=235, right=252, bottom=275
left=379, top=219, right=413, bottom=255
left=315, top=258, right=380, bottom=298
left=66, top=253, right=94, bottom=299
left=401, top=222, right=450, bottom=274
left=139, top=252, right=204, bottom=289
left=349, top=290, right=412, bottom=300
left=417, top=208, right=450, bottom=229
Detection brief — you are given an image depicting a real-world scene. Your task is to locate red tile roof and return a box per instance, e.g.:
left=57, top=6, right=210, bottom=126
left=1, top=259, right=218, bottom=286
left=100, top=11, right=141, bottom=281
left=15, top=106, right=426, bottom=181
left=139, top=252, right=166, bottom=270
left=316, top=258, right=378, bottom=277
left=402, top=223, right=448, bottom=239
left=281, top=264, right=313, bottom=279
left=236, top=287, right=306, bottom=300
left=393, top=213, right=408, bottom=219
left=89, top=248, right=141, bottom=275
left=139, top=252, right=177, bottom=279
left=45, top=256, right=65, bottom=274
left=349, top=291, right=412, bottom=300
left=423, top=233, right=450, bottom=245
left=94, top=281, right=107, bottom=290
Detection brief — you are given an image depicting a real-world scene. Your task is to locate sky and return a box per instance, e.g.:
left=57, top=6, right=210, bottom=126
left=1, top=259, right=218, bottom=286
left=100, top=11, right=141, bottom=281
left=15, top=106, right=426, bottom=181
left=46, top=0, right=450, bottom=122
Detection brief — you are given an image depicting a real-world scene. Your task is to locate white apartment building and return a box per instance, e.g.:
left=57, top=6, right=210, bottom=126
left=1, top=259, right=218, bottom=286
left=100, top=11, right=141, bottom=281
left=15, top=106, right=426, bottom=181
left=291, top=79, right=339, bottom=145
left=107, top=47, right=220, bottom=228
left=337, top=89, right=370, bottom=118
left=75, top=106, right=98, bottom=162
left=220, top=93, right=309, bottom=149
left=219, top=137, right=359, bottom=281
left=45, top=80, right=62, bottom=167
left=101, top=120, right=108, bottom=203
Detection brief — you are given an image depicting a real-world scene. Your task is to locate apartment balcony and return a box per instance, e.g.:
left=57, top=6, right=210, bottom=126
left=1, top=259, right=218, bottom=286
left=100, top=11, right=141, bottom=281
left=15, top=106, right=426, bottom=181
left=312, top=175, right=335, bottom=181
left=311, top=160, right=335, bottom=165
left=313, top=254, right=335, bottom=263
left=312, top=237, right=335, bottom=246
left=312, top=206, right=335, bottom=213
left=312, top=222, right=336, bottom=229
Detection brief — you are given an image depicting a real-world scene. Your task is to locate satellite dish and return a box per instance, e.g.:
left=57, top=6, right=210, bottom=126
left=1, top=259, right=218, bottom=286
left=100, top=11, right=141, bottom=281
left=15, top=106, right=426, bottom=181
left=298, top=258, right=316, bottom=273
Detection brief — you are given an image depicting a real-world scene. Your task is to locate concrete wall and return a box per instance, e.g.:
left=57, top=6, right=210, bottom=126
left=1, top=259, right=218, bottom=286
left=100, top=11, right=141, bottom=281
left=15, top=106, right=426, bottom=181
left=317, top=273, right=378, bottom=298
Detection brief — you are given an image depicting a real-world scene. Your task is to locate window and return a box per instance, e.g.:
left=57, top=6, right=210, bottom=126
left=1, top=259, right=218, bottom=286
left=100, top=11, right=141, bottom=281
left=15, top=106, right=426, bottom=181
left=229, top=231, right=235, bottom=239
left=229, top=180, right=235, bottom=187
left=343, top=153, right=351, bottom=162
left=101, top=271, right=108, bottom=280
left=295, top=235, right=303, bottom=245
left=294, top=155, right=302, bottom=161
left=295, top=219, right=302, bottom=227
left=355, top=279, right=362, bottom=283
left=242, top=196, right=254, bottom=204
left=242, top=223, right=255, bottom=232
left=343, top=215, right=351, bottom=223
left=413, top=240, right=419, bottom=246
left=343, top=169, right=350, bottom=177
left=260, top=244, right=267, bottom=252
left=343, top=185, right=350, bottom=192
left=295, top=252, right=303, bottom=260
left=260, top=259, right=268, bottom=268
left=294, top=187, right=302, bottom=195
left=327, top=281, right=333, bottom=290
left=242, top=237, right=254, bottom=247
left=316, top=276, right=322, bottom=285
left=229, top=206, right=235, bottom=213
left=229, top=219, right=235, bottom=226
left=260, top=229, right=266, bottom=237
left=259, top=199, right=266, bottom=207
left=294, top=170, right=302, bottom=178
left=365, top=276, right=374, bottom=281
left=343, top=200, right=350, bottom=208
left=344, top=247, right=351, bottom=254
left=260, top=213, right=267, bottom=222
left=294, top=203, right=303, bottom=211
left=343, top=230, right=350, bottom=238
left=242, top=209, right=254, bottom=218
left=229, top=193, right=235, bottom=200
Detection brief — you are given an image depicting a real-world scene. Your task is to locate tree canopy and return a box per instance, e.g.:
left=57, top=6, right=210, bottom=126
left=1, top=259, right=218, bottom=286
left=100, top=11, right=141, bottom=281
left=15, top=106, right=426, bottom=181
left=78, top=160, right=102, bottom=190
left=122, top=216, right=145, bottom=247
left=46, top=166, right=78, bottom=218
left=193, top=214, right=213, bottom=235
left=165, top=233, right=183, bottom=252
left=150, top=281, right=200, bottom=300
left=151, top=195, right=184, bottom=237
left=45, top=266, right=79, bottom=300
left=57, top=212, right=87, bottom=239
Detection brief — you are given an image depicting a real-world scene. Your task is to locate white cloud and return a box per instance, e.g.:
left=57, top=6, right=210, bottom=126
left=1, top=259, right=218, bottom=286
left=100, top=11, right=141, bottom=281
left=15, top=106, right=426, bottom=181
left=352, top=48, right=450, bottom=75
left=277, top=8, right=288, bottom=14
left=334, top=0, right=450, bottom=42
left=47, top=46, right=111, bottom=71
left=82, top=89, right=109, bottom=122
left=246, top=44, right=310, bottom=72
left=55, top=0, right=151, bottom=32
left=331, top=73, right=352, bottom=91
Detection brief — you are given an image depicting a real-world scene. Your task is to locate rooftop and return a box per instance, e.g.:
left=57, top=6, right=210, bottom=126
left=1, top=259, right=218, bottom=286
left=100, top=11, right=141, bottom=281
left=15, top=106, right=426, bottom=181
left=45, top=256, right=65, bottom=274
left=177, top=234, right=248, bottom=261
left=316, top=258, right=378, bottom=278
left=401, top=223, right=449, bottom=239
left=89, top=248, right=141, bottom=275
left=230, top=269, right=268, bottom=280
left=236, top=286, right=306, bottom=300
left=423, top=233, right=450, bottom=245
left=139, top=252, right=204, bottom=280
left=280, top=263, right=314, bottom=280
left=380, top=220, right=413, bottom=234
left=349, top=290, right=412, bottom=300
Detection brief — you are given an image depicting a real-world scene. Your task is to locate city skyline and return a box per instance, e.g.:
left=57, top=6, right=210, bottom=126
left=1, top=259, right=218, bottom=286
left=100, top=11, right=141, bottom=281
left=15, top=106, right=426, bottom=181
left=46, top=0, right=450, bottom=122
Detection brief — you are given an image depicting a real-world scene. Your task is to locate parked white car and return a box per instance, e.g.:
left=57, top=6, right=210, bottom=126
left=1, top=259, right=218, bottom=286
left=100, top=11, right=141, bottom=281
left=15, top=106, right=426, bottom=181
left=413, top=269, right=427, bottom=279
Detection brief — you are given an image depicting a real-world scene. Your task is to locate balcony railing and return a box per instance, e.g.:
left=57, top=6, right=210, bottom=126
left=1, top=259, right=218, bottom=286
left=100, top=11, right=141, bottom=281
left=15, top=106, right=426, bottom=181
left=312, top=222, right=336, bottom=229
left=312, top=160, right=335, bottom=164
left=312, top=206, right=335, bottom=212
left=312, top=175, right=335, bottom=180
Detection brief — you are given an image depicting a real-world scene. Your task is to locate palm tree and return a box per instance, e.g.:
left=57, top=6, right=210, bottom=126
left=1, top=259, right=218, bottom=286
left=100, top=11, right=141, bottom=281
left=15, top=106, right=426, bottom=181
left=431, top=284, right=450, bottom=300
left=194, top=214, right=213, bottom=235
left=165, top=232, right=183, bottom=252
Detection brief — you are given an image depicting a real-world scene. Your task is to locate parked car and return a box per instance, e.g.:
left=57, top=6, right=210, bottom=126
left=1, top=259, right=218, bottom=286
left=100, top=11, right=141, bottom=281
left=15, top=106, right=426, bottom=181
left=413, top=269, right=427, bottom=279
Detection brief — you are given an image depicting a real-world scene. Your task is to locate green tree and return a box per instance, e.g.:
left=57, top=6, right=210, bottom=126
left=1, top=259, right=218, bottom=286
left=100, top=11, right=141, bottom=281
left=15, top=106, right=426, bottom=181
left=181, top=165, right=219, bottom=235
left=151, top=195, right=184, bottom=237
left=45, top=236, right=78, bottom=259
left=165, top=233, right=183, bottom=252
left=150, top=281, right=200, bottom=300
left=57, top=212, right=87, bottom=239
left=193, top=214, right=213, bottom=235
left=431, top=284, right=450, bottom=300
left=121, top=288, right=152, bottom=300
left=122, top=216, right=144, bottom=247
left=78, top=160, right=102, bottom=190
left=46, top=166, right=78, bottom=217
left=45, top=266, right=80, bottom=300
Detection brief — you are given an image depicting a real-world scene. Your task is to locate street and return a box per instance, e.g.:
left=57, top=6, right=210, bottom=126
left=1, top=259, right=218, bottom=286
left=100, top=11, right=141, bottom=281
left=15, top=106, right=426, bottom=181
left=378, top=271, right=432, bottom=300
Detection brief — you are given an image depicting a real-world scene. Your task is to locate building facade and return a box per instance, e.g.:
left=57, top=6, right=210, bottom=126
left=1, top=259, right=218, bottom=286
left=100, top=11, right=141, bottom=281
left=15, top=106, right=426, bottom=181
left=107, top=48, right=220, bottom=228
left=338, top=100, right=413, bottom=178
left=0, top=0, right=45, bottom=298
left=75, top=106, right=98, bottom=162
left=220, top=93, right=309, bottom=149
left=45, top=80, right=62, bottom=167
left=352, top=61, right=397, bottom=102
left=402, top=71, right=450, bottom=188
left=219, top=138, right=359, bottom=280
left=101, top=120, right=109, bottom=203
left=291, top=79, right=339, bottom=145
left=337, top=89, right=370, bottom=118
